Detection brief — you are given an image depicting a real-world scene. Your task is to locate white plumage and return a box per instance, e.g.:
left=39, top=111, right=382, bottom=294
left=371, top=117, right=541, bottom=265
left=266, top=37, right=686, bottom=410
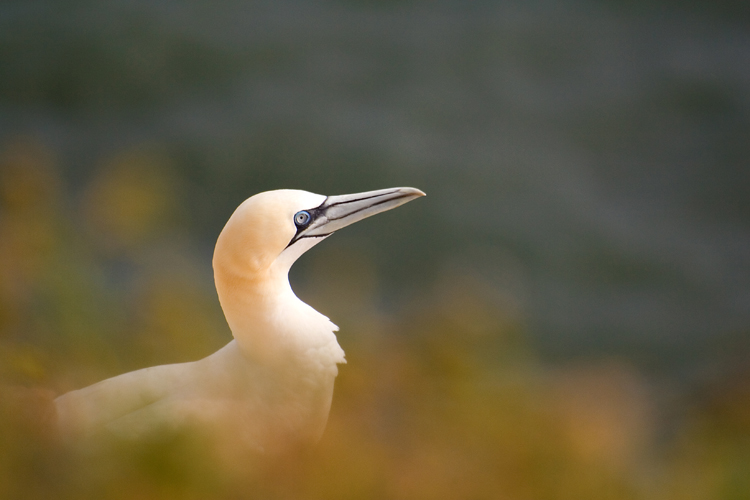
left=55, top=187, right=424, bottom=453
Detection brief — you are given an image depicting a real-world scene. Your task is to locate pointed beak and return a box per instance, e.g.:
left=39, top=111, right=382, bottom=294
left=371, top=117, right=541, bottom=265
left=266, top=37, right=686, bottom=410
left=291, top=187, right=425, bottom=244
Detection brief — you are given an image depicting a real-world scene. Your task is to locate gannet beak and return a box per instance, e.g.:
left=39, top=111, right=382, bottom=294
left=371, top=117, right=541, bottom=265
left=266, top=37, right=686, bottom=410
left=288, top=187, right=425, bottom=247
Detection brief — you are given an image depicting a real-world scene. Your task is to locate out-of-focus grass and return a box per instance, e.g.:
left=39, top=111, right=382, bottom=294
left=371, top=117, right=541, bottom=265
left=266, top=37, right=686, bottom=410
left=1, top=138, right=749, bottom=499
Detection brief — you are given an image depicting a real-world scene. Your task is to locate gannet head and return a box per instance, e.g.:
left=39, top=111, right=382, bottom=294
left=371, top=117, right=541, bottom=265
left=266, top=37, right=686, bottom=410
left=213, top=187, right=425, bottom=364
left=213, top=187, right=425, bottom=283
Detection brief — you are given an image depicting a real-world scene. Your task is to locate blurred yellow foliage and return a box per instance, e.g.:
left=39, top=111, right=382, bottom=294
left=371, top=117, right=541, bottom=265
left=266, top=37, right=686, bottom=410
left=81, top=148, right=181, bottom=252
left=131, top=271, right=228, bottom=367
left=0, top=138, right=62, bottom=333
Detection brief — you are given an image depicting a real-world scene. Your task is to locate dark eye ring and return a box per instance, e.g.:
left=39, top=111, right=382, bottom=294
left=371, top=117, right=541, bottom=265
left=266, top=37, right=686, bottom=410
left=294, top=210, right=311, bottom=227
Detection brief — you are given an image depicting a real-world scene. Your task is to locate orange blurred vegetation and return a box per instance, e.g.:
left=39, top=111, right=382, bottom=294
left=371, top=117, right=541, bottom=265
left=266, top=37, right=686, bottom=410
left=0, top=138, right=748, bottom=499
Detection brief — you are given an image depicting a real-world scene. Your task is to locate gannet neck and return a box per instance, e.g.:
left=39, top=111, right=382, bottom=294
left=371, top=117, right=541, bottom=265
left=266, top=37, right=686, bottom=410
left=213, top=202, right=342, bottom=369
left=214, top=261, right=340, bottom=365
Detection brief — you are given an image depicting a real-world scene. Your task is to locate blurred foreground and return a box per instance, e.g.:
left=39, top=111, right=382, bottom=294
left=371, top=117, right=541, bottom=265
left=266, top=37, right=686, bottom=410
left=1, top=140, right=749, bottom=499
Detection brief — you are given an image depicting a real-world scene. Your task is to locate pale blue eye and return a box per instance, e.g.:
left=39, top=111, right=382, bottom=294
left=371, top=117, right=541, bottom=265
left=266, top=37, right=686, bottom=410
left=294, top=210, right=311, bottom=227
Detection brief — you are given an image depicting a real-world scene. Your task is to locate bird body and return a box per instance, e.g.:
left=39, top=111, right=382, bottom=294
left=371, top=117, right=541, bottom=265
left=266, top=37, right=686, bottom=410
left=55, top=187, right=424, bottom=452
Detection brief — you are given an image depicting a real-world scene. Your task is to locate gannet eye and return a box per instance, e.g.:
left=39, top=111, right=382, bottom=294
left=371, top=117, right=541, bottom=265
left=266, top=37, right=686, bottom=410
left=294, top=210, right=311, bottom=227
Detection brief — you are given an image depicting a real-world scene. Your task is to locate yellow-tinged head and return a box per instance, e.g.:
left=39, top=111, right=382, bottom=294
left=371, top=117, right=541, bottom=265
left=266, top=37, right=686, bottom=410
left=213, top=187, right=425, bottom=284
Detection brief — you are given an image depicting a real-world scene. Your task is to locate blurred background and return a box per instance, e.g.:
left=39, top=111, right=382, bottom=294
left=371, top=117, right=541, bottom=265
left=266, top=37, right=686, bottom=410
left=1, top=0, right=749, bottom=498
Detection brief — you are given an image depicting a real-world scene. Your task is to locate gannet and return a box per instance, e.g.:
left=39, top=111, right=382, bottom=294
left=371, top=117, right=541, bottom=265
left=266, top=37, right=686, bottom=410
left=54, top=187, right=424, bottom=453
